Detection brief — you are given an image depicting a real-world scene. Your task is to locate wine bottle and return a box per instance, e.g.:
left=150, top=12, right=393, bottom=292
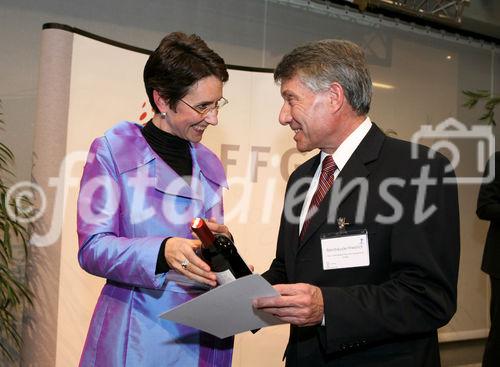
left=191, top=218, right=252, bottom=285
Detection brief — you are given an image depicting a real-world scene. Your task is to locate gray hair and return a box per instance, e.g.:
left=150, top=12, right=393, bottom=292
left=274, top=39, right=372, bottom=115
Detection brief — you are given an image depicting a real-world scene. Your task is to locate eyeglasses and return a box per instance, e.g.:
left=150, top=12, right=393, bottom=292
left=179, top=97, right=228, bottom=117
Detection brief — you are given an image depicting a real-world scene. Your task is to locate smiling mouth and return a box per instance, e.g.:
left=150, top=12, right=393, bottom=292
left=192, top=125, right=207, bottom=133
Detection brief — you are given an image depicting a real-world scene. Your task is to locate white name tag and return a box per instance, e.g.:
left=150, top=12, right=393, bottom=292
left=320, top=230, right=370, bottom=270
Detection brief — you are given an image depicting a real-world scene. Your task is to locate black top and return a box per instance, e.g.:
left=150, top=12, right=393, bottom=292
left=141, top=120, right=193, bottom=182
left=141, top=120, right=193, bottom=274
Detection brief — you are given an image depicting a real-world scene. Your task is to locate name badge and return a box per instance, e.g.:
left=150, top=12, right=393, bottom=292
left=320, top=229, right=370, bottom=270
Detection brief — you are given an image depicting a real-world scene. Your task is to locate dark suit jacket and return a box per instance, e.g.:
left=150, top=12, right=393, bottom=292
left=262, top=124, right=460, bottom=367
left=477, top=151, right=500, bottom=278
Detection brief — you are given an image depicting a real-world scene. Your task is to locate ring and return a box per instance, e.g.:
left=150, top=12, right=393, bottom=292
left=181, top=259, right=189, bottom=270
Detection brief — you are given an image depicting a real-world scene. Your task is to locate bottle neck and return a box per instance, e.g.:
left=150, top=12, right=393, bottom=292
left=191, top=218, right=216, bottom=247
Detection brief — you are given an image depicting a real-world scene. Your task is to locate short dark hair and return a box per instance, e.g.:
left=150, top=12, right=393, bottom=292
left=274, top=39, right=372, bottom=115
left=144, top=32, right=229, bottom=113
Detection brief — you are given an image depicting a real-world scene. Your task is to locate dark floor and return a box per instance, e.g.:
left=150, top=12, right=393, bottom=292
left=440, top=338, right=486, bottom=366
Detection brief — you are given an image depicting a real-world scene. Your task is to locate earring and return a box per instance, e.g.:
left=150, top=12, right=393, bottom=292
left=160, top=112, right=166, bottom=118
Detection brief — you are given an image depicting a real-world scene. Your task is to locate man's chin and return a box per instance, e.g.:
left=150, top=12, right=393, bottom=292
left=296, top=144, right=313, bottom=153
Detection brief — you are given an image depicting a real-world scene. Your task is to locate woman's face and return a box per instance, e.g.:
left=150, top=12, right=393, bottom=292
left=156, top=75, right=224, bottom=143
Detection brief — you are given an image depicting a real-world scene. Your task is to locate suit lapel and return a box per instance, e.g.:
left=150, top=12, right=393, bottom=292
left=298, top=123, right=386, bottom=249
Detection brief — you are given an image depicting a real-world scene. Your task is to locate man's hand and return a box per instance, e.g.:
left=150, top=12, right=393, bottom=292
left=253, top=283, right=324, bottom=326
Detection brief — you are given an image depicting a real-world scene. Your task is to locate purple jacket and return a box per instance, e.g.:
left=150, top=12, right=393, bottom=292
left=77, top=121, right=233, bottom=366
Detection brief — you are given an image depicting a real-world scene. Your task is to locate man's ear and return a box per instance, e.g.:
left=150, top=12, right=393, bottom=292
left=153, top=90, right=168, bottom=113
left=328, top=82, right=345, bottom=113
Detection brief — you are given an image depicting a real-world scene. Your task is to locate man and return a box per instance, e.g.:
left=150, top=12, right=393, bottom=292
left=254, top=39, right=460, bottom=366
left=477, top=151, right=500, bottom=367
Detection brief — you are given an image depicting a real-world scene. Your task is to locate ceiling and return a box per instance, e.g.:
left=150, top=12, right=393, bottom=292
left=327, top=0, right=500, bottom=44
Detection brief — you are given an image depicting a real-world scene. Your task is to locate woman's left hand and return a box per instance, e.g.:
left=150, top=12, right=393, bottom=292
left=192, top=218, right=255, bottom=272
left=164, top=237, right=217, bottom=287
left=193, top=217, right=232, bottom=239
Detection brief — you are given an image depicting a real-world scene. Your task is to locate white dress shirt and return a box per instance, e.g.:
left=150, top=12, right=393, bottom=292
left=298, top=117, right=372, bottom=326
left=298, top=117, right=373, bottom=233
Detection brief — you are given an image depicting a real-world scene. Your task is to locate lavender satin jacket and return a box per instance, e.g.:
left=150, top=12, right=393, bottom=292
left=77, top=122, right=233, bottom=366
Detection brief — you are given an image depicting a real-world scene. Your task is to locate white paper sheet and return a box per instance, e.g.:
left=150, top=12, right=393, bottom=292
left=159, top=274, right=284, bottom=338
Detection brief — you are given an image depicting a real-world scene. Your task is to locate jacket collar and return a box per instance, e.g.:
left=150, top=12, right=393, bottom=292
left=104, top=122, right=227, bottom=199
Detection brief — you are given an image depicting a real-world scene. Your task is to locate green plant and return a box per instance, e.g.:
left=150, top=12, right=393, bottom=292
left=0, top=101, right=33, bottom=361
left=462, top=89, right=500, bottom=126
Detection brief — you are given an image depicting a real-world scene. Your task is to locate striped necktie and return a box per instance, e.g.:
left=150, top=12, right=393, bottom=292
left=300, top=155, right=336, bottom=239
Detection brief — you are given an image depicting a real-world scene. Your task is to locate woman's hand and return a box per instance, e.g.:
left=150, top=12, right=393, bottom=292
left=164, top=237, right=217, bottom=287
left=193, top=217, right=232, bottom=239
left=191, top=218, right=254, bottom=272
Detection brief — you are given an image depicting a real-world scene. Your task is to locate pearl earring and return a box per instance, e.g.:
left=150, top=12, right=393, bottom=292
left=160, top=112, right=166, bottom=118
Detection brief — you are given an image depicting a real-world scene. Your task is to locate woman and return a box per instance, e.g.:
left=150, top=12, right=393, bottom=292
left=77, top=32, right=232, bottom=366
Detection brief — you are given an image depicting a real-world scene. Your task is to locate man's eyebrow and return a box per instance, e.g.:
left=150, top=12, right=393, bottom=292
left=281, top=90, right=295, bottom=99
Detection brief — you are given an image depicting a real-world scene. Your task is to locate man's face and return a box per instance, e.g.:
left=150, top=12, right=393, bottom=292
left=278, top=75, right=336, bottom=153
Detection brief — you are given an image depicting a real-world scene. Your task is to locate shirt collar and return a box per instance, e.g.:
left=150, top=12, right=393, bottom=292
left=322, top=116, right=372, bottom=171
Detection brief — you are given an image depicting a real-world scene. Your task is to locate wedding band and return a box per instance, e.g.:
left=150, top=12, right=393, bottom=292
left=181, top=259, right=189, bottom=270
